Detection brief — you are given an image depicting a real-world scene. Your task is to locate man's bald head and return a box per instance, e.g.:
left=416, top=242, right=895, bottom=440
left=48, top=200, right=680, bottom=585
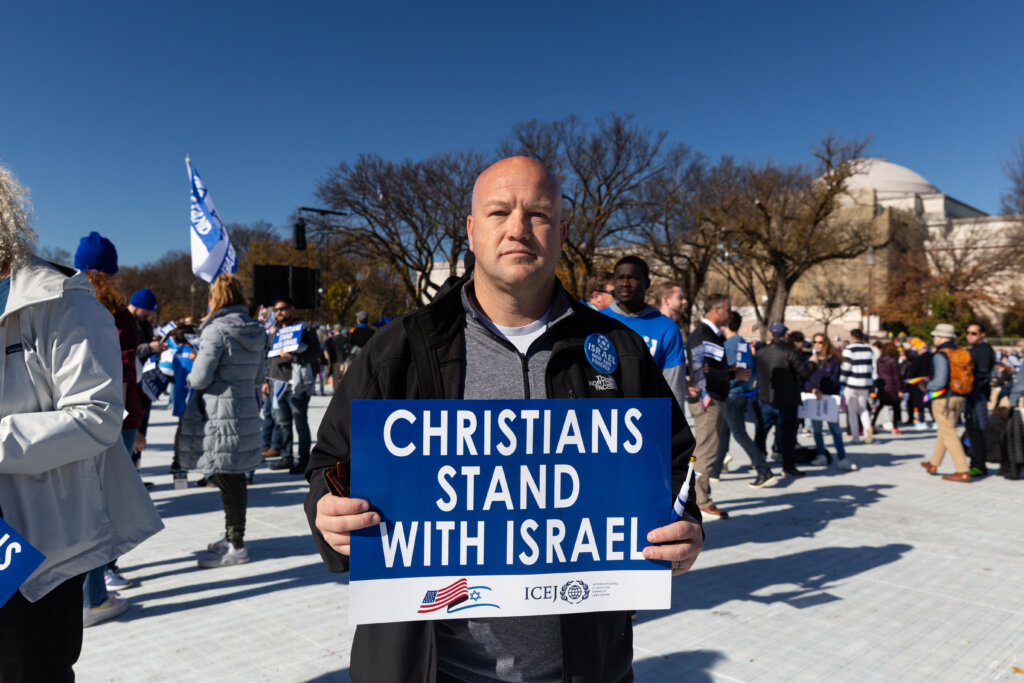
left=471, top=156, right=561, bottom=217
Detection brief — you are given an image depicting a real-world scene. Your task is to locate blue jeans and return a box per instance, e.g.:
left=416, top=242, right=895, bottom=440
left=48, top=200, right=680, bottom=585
left=717, top=394, right=771, bottom=476
left=812, top=419, right=847, bottom=462
left=260, top=395, right=286, bottom=451
left=756, top=402, right=798, bottom=470
left=273, top=391, right=311, bottom=467
left=964, top=390, right=989, bottom=470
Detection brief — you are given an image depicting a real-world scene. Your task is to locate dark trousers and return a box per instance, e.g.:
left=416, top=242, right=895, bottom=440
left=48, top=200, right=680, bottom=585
left=715, top=394, right=771, bottom=476
left=871, top=398, right=902, bottom=427
left=964, top=391, right=989, bottom=471
left=273, top=391, right=311, bottom=469
left=909, top=384, right=933, bottom=423
left=0, top=573, right=85, bottom=682
left=208, top=473, right=248, bottom=547
left=756, top=401, right=798, bottom=470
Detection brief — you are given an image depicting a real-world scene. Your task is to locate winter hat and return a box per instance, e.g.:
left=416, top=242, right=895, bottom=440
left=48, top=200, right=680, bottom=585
left=930, top=323, right=957, bottom=340
left=129, top=288, right=158, bottom=311
left=74, top=231, right=118, bottom=274
left=769, top=322, right=788, bottom=338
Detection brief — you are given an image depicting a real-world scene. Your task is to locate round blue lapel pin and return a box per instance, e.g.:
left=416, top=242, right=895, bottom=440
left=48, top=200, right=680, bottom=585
left=584, top=333, right=618, bottom=374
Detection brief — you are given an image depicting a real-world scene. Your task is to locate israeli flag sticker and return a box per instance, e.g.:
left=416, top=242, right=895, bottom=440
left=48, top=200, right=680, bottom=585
left=584, top=333, right=618, bottom=374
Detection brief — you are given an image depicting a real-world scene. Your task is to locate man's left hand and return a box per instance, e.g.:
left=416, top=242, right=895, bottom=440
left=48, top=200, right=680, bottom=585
left=685, top=380, right=700, bottom=398
left=280, top=351, right=292, bottom=361
left=642, top=516, right=703, bottom=576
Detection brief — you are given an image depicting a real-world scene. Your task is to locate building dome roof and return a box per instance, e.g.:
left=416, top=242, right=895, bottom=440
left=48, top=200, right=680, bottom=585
left=845, top=158, right=939, bottom=195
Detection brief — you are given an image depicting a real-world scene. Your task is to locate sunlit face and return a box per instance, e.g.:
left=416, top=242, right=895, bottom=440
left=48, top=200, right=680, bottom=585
left=613, top=263, right=649, bottom=308
left=467, top=158, right=565, bottom=293
left=274, top=301, right=294, bottom=324
left=131, top=306, right=156, bottom=323
left=661, top=286, right=688, bottom=320
left=706, top=297, right=732, bottom=326
left=590, top=286, right=615, bottom=310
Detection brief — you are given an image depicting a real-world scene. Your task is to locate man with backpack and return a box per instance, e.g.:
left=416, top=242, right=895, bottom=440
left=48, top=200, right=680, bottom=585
left=341, top=310, right=375, bottom=373
left=921, top=323, right=974, bottom=482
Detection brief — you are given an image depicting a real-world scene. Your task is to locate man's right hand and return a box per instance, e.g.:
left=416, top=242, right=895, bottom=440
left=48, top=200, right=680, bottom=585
left=261, top=382, right=271, bottom=396
left=315, top=494, right=380, bottom=556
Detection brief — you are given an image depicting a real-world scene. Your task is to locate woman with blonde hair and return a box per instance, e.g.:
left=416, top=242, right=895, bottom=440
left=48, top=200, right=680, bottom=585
left=180, top=273, right=267, bottom=567
left=806, top=332, right=858, bottom=470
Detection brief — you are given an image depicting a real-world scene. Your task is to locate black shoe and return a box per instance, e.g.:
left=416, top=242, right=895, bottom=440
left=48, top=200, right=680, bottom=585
left=783, top=467, right=806, bottom=477
left=143, top=481, right=155, bottom=490
left=288, top=466, right=306, bottom=475
left=195, top=477, right=209, bottom=487
left=749, top=472, right=778, bottom=488
left=269, top=458, right=294, bottom=471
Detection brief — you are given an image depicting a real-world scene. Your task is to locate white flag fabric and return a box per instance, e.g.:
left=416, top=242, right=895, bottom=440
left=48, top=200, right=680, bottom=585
left=187, top=157, right=237, bottom=283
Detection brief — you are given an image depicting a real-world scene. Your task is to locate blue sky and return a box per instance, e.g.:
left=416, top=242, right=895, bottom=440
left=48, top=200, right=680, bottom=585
left=3, top=1, right=1023, bottom=267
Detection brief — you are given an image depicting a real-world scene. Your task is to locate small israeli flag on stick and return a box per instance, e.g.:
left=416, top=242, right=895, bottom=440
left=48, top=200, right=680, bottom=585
left=187, top=156, right=237, bottom=283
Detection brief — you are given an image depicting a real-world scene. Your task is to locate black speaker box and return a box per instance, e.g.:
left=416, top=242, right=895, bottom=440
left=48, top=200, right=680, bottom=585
left=252, top=265, right=320, bottom=309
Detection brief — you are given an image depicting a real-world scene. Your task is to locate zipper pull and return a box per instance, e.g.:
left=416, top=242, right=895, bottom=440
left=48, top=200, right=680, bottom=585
left=567, top=386, right=576, bottom=399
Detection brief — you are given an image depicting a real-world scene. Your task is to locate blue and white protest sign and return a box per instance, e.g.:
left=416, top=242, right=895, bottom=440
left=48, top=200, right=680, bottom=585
left=187, top=157, right=237, bottom=283
left=0, top=519, right=46, bottom=607
left=798, top=392, right=841, bottom=423
left=348, top=398, right=673, bottom=625
left=268, top=323, right=305, bottom=357
left=735, top=341, right=751, bottom=369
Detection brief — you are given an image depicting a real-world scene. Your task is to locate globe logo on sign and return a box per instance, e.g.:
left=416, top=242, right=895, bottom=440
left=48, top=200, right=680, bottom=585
left=584, top=333, right=618, bottom=374
left=560, top=579, right=590, bottom=605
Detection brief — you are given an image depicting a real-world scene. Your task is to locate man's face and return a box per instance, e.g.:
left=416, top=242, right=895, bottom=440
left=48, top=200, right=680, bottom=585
left=274, top=301, right=294, bottom=324
left=966, top=325, right=984, bottom=345
left=131, top=306, right=156, bottom=323
left=612, top=263, right=649, bottom=308
left=661, top=286, right=687, bottom=321
left=706, top=297, right=732, bottom=326
left=467, top=158, right=566, bottom=294
left=590, top=285, right=615, bottom=310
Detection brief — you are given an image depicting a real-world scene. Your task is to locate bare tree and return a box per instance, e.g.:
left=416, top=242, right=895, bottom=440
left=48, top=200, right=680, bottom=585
left=314, top=150, right=487, bottom=303
left=698, top=136, right=878, bottom=336
left=502, top=113, right=671, bottom=297
left=799, top=276, right=864, bottom=337
left=1002, top=134, right=1024, bottom=216
left=625, top=144, right=719, bottom=330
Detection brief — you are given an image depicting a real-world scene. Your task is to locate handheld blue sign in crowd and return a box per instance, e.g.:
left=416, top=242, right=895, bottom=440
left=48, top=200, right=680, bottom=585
left=0, top=519, right=46, bottom=608
left=268, top=323, right=305, bottom=357
left=347, top=398, right=674, bottom=625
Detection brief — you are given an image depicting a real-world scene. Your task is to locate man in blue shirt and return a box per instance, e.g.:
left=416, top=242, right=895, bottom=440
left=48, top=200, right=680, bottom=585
left=601, top=256, right=688, bottom=407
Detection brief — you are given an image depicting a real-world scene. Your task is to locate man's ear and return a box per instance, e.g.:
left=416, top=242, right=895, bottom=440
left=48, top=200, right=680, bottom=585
left=467, top=215, right=475, bottom=252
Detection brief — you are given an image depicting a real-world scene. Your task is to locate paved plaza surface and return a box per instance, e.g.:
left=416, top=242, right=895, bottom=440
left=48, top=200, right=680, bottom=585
left=78, top=395, right=1024, bottom=682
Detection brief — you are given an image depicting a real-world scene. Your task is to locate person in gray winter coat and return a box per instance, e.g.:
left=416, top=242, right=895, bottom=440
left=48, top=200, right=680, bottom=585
left=180, top=274, right=267, bottom=568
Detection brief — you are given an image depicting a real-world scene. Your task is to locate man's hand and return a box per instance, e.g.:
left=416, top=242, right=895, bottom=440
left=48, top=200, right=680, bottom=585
left=733, top=367, right=751, bottom=381
left=280, top=350, right=293, bottom=361
left=148, top=340, right=167, bottom=354
left=261, top=382, right=271, bottom=396
left=685, top=380, right=700, bottom=399
left=642, top=516, right=703, bottom=576
left=315, top=494, right=380, bottom=556
left=133, top=432, right=147, bottom=455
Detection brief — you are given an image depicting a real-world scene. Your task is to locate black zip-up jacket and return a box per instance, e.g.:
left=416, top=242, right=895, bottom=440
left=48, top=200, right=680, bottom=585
left=303, top=276, right=700, bottom=683
left=686, top=321, right=731, bottom=402
left=756, top=340, right=814, bottom=406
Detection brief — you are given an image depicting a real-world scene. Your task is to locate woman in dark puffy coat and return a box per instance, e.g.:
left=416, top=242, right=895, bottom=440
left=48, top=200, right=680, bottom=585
left=180, top=274, right=267, bottom=568
left=872, top=342, right=904, bottom=433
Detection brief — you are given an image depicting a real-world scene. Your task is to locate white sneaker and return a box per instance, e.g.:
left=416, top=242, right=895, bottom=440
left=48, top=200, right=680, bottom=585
left=722, top=454, right=734, bottom=473
left=83, top=595, right=129, bottom=627
left=104, top=568, right=133, bottom=590
left=835, top=458, right=859, bottom=471
left=864, top=426, right=874, bottom=444
left=708, top=476, right=721, bottom=484
left=810, top=455, right=829, bottom=466
left=207, top=536, right=230, bottom=554
left=198, top=544, right=250, bottom=568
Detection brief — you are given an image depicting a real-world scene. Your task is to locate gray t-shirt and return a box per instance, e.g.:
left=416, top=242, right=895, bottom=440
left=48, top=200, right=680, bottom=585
left=434, top=282, right=571, bottom=682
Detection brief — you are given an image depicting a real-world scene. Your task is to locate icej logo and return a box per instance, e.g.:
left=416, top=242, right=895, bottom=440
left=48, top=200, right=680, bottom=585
left=560, top=580, right=590, bottom=605
left=417, top=578, right=500, bottom=614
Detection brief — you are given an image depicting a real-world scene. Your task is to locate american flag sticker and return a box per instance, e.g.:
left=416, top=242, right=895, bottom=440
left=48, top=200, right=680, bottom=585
left=418, top=578, right=469, bottom=613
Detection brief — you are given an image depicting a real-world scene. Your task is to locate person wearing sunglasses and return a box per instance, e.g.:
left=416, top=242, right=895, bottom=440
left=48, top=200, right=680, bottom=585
left=964, top=323, right=995, bottom=477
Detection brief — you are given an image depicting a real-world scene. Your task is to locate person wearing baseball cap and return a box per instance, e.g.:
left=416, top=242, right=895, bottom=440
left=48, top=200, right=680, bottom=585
left=755, top=321, right=815, bottom=477
left=921, top=323, right=971, bottom=482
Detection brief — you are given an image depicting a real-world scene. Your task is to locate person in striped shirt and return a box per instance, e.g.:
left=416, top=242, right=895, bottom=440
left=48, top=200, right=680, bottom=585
left=841, top=328, right=876, bottom=443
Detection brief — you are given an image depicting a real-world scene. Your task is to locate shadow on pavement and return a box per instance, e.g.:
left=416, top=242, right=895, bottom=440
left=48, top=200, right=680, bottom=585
left=707, top=483, right=895, bottom=550
left=147, top=476, right=312, bottom=518
left=633, top=649, right=725, bottom=682
left=636, top=542, right=911, bottom=626
left=302, top=671, right=351, bottom=683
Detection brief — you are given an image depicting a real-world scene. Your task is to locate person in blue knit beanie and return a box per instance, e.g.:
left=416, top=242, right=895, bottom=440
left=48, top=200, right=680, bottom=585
left=74, top=231, right=118, bottom=274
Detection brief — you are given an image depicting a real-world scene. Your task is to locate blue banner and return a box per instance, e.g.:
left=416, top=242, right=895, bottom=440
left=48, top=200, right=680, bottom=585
left=347, top=398, right=673, bottom=623
left=268, top=323, right=305, bottom=357
left=0, top=519, right=46, bottom=607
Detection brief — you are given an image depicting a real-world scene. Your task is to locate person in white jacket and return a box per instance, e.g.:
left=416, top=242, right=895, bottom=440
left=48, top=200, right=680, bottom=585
left=0, top=162, right=163, bottom=681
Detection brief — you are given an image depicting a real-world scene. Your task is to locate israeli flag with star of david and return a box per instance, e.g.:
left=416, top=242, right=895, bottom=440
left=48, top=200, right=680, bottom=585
left=187, top=157, right=237, bottom=283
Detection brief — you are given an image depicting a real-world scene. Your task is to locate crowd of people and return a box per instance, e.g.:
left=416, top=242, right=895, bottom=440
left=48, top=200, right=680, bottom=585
left=2, top=154, right=1021, bottom=681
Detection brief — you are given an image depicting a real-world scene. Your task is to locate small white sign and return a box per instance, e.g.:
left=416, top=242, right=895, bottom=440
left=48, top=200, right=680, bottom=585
left=797, top=392, right=841, bottom=423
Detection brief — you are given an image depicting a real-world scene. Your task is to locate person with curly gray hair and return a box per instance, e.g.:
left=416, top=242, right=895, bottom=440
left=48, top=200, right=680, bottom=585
left=0, top=161, right=163, bottom=681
